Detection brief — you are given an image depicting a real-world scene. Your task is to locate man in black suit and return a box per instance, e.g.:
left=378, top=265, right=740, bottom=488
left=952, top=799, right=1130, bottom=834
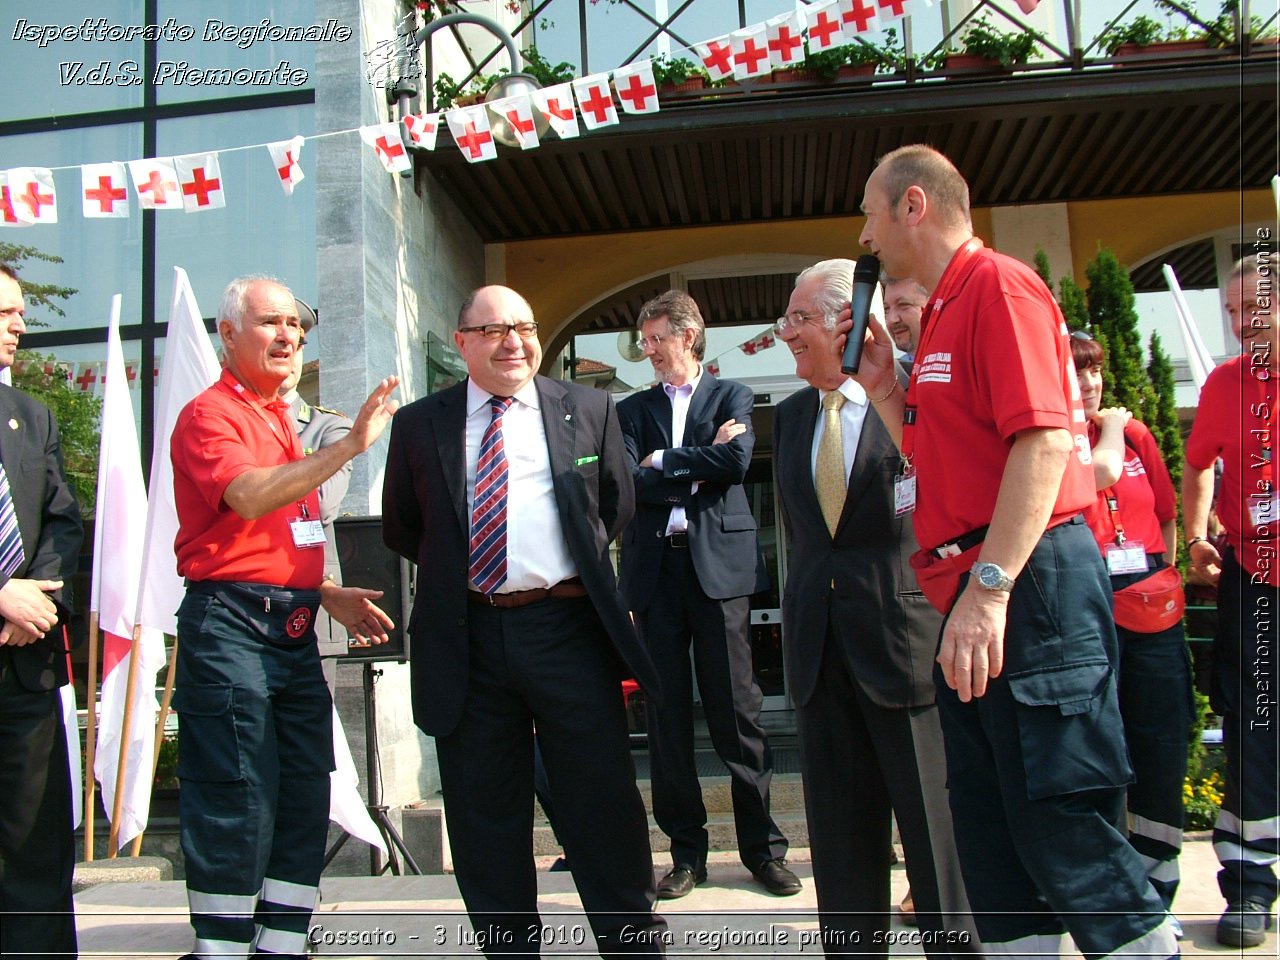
left=773, top=260, right=973, bottom=957
left=382, top=285, right=666, bottom=956
left=0, top=263, right=84, bottom=959
left=616, top=290, right=797, bottom=900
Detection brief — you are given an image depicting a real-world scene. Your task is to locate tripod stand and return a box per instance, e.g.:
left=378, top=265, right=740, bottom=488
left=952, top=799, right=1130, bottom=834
left=323, top=661, right=422, bottom=876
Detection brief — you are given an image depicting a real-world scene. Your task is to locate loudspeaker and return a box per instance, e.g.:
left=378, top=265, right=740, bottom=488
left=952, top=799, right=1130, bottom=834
left=329, top=516, right=412, bottom=663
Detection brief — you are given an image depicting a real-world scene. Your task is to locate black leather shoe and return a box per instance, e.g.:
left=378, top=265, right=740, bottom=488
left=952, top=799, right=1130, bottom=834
left=752, top=858, right=802, bottom=896
left=656, top=864, right=707, bottom=900
left=1217, top=899, right=1273, bottom=947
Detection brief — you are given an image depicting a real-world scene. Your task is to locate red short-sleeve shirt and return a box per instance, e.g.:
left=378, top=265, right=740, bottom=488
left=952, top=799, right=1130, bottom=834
left=1082, top=418, right=1176, bottom=556
left=904, top=242, right=1096, bottom=551
left=171, top=369, right=323, bottom=588
left=1186, top=355, right=1278, bottom=586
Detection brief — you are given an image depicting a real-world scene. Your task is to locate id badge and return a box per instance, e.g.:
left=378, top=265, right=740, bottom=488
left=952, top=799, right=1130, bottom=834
left=290, top=518, right=326, bottom=549
left=894, top=471, right=917, bottom=517
left=1105, top=541, right=1149, bottom=575
left=1249, top=495, right=1280, bottom=528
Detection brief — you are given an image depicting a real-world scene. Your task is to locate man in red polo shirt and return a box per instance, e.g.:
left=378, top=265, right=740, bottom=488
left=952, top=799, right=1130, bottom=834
left=170, top=276, right=398, bottom=960
left=1184, top=254, right=1279, bottom=948
left=847, top=145, right=1177, bottom=957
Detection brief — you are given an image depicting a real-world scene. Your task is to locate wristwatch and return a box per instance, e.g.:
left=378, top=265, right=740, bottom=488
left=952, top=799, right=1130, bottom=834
left=970, top=561, right=1016, bottom=592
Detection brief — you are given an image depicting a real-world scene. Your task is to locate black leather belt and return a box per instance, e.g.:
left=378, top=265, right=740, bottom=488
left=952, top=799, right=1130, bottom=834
left=932, top=526, right=989, bottom=559
left=467, top=579, right=587, bottom=608
left=665, top=533, right=689, bottom=548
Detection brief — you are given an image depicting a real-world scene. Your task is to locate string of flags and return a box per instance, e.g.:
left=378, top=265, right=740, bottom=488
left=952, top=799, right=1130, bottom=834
left=11, top=356, right=159, bottom=396
left=1, top=0, right=922, bottom=223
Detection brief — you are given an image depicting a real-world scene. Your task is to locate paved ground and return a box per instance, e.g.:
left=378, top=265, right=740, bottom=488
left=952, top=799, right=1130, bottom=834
left=73, top=837, right=1276, bottom=958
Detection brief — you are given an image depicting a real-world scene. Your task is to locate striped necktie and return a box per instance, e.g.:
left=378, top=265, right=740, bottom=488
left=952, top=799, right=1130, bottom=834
left=0, top=461, right=25, bottom=577
left=469, top=396, right=514, bottom=595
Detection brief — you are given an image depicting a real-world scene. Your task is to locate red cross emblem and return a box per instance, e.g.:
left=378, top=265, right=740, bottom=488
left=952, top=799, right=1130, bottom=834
left=18, top=180, right=54, bottom=219
left=616, top=73, right=657, bottom=111
left=181, top=168, right=221, bottom=207
left=503, top=109, right=535, bottom=138
left=85, top=175, right=127, bottom=214
left=543, top=96, right=574, bottom=122
left=701, top=40, right=732, bottom=75
left=277, top=151, right=296, bottom=181
left=125, top=364, right=138, bottom=383
left=74, top=366, right=97, bottom=391
left=769, top=26, right=803, bottom=62
left=578, top=84, right=615, bottom=124
left=374, top=135, right=405, bottom=164
left=0, top=186, right=17, bottom=224
left=286, top=606, right=313, bottom=639
left=844, top=0, right=877, bottom=32
left=878, top=0, right=908, bottom=17
left=734, top=37, right=769, bottom=74
left=137, top=170, right=176, bottom=205
left=809, top=10, right=842, bottom=47
left=456, top=122, right=493, bottom=159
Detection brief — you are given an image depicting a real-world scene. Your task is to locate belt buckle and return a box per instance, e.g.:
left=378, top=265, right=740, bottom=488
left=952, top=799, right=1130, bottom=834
left=936, top=542, right=962, bottom=559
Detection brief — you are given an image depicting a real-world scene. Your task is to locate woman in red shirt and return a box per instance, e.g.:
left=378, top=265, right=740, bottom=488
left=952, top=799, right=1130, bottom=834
left=1073, top=331, right=1194, bottom=923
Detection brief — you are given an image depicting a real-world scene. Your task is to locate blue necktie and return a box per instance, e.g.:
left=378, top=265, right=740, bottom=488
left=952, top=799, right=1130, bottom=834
left=0, top=461, right=25, bottom=578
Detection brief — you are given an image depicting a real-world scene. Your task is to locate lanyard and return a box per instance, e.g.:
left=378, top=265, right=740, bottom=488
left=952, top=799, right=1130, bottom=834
left=229, top=379, right=302, bottom=459
left=900, top=237, right=984, bottom=468
left=1102, top=487, right=1127, bottom=545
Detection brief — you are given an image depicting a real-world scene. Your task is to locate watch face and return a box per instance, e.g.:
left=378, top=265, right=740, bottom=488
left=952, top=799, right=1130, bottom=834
left=978, top=566, right=999, bottom=587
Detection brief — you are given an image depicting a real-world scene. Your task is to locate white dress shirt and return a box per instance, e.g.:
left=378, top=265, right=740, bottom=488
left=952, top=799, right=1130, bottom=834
left=649, top=367, right=704, bottom=536
left=810, top=377, right=870, bottom=485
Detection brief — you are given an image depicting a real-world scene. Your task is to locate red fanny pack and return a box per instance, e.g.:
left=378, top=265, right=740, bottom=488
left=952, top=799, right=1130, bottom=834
left=1112, top=564, right=1185, bottom=634
left=909, top=543, right=984, bottom=616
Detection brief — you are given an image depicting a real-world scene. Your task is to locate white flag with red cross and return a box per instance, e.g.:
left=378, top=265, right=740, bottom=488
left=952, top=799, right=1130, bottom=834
left=7, top=167, right=57, bottom=224
left=81, top=162, right=130, bottom=219
left=127, top=158, right=182, bottom=211
left=0, top=172, right=31, bottom=229
left=806, top=0, right=848, bottom=50
left=704, top=361, right=721, bottom=377
left=694, top=36, right=735, bottom=81
left=266, top=136, right=306, bottom=195
left=359, top=123, right=412, bottom=173
left=572, top=74, right=619, bottom=130
left=612, top=59, right=660, bottom=115
left=402, top=113, right=441, bottom=150
left=731, top=25, right=772, bottom=80
left=486, top=95, right=540, bottom=150
left=740, top=331, right=776, bottom=356
left=875, top=0, right=912, bottom=22
left=531, top=83, right=580, bottom=139
left=766, top=11, right=807, bottom=67
left=841, top=0, right=881, bottom=35
left=173, top=153, right=225, bottom=212
left=446, top=106, right=498, bottom=163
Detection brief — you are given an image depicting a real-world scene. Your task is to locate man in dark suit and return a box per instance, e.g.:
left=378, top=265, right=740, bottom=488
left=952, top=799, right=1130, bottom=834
left=773, top=260, right=973, bottom=957
left=616, top=290, right=797, bottom=900
left=0, top=263, right=84, bottom=959
left=382, top=285, right=666, bottom=956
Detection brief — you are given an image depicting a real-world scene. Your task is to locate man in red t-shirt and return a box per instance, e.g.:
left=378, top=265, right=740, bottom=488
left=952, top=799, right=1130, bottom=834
left=846, top=145, right=1177, bottom=957
left=170, top=277, right=398, bottom=960
left=1184, top=255, right=1279, bottom=948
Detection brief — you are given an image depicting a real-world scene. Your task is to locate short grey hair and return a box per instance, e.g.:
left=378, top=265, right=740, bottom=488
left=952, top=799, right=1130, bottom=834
left=794, top=259, right=856, bottom=330
left=637, top=290, right=707, bottom=360
left=218, top=275, right=285, bottom=331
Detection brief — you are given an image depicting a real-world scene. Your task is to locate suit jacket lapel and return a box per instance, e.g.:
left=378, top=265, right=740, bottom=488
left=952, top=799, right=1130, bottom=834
left=640, top=385, right=673, bottom=446
left=684, top=374, right=718, bottom=440
left=439, top=382, right=469, bottom=534
left=786, top=388, right=827, bottom=530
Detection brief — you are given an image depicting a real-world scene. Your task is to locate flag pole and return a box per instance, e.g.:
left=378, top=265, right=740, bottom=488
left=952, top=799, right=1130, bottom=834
left=130, top=633, right=179, bottom=857
left=83, top=611, right=101, bottom=861
left=107, top=623, right=145, bottom=857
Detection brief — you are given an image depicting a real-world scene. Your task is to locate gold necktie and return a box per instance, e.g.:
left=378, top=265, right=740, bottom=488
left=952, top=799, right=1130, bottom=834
left=816, top=391, right=847, bottom=537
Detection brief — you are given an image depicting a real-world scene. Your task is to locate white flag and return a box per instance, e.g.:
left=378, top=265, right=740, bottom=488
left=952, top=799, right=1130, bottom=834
left=92, top=294, right=168, bottom=851
left=7, top=167, right=57, bottom=224
left=572, top=74, right=619, bottom=130
left=0, top=172, right=32, bottom=229
left=265, top=137, right=306, bottom=195
left=173, top=153, right=225, bottom=212
left=841, top=0, right=882, bottom=34
left=694, top=36, right=736, bottom=81
left=81, top=162, right=130, bottom=218
left=446, top=106, right=498, bottom=163
left=531, top=84, right=581, bottom=140
left=402, top=113, right=440, bottom=150
left=806, top=1, right=848, bottom=50
left=875, top=0, right=911, bottom=22
left=612, top=60, right=660, bottom=115
left=329, top=707, right=388, bottom=855
left=127, top=158, right=182, bottom=211
left=730, top=25, right=772, bottom=80
left=359, top=123, right=412, bottom=173
left=486, top=95, right=541, bottom=150
left=766, top=12, right=807, bottom=67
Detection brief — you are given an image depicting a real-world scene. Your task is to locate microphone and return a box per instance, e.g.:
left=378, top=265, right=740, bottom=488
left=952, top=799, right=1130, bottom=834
left=840, top=254, right=881, bottom=376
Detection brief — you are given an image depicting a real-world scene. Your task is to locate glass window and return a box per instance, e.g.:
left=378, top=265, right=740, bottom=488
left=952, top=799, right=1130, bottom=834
left=3, top=0, right=145, bottom=121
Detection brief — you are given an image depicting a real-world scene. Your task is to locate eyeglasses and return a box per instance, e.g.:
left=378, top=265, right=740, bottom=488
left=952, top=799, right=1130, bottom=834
left=1069, top=330, right=1095, bottom=341
left=636, top=333, right=670, bottom=351
left=458, top=321, right=540, bottom=340
left=773, top=311, right=824, bottom=336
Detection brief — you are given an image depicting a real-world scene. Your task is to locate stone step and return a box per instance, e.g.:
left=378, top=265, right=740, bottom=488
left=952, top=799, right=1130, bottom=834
left=628, top=773, right=807, bottom=815
left=531, top=812, right=812, bottom=858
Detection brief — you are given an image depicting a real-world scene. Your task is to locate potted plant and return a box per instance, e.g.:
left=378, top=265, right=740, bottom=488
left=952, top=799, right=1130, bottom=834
left=652, top=54, right=708, bottom=93
left=520, top=47, right=577, bottom=86
left=942, top=17, right=1045, bottom=72
left=432, top=70, right=502, bottom=109
left=840, top=28, right=903, bottom=78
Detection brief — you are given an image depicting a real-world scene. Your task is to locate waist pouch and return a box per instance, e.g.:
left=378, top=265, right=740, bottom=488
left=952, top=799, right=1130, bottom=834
left=1112, top=564, right=1185, bottom=634
left=187, top=579, right=321, bottom=647
left=909, top=543, right=983, bottom=615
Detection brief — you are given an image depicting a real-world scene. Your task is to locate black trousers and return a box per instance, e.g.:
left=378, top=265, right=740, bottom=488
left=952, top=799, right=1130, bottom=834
left=435, top=596, right=666, bottom=957
left=0, top=650, right=77, bottom=960
left=638, top=544, right=785, bottom=872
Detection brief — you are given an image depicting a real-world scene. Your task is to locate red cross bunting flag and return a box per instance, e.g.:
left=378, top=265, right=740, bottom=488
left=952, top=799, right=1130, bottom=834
left=266, top=136, right=306, bottom=195
left=81, top=162, right=130, bottom=219
left=612, top=59, right=660, bottom=115
left=127, top=158, right=182, bottom=211
left=841, top=0, right=880, bottom=35
left=0, top=173, right=31, bottom=228
left=766, top=11, right=806, bottom=67
left=446, top=106, right=498, bottom=163
left=531, top=83, right=581, bottom=139
left=704, top=361, right=721, bottom=377
left=572, top=74, right=619, bottom=131
left=7, top=168, right=58, bottom=225
left=359, top=123, right=412, bottom=173
left=731, top=24, right=772, bottom=80
left=875, top=0, right=911, bottom=22
left=174, top=153, right=225, bottom=212
left=740, top=331, right=776, bottom=356
left=694, top=36, right=735, bottom=81
left=486, top=95, right=540, bottom=150
left=806, top=0, right=847, bottom=49
left=402, top=113, right=440, bottom=150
